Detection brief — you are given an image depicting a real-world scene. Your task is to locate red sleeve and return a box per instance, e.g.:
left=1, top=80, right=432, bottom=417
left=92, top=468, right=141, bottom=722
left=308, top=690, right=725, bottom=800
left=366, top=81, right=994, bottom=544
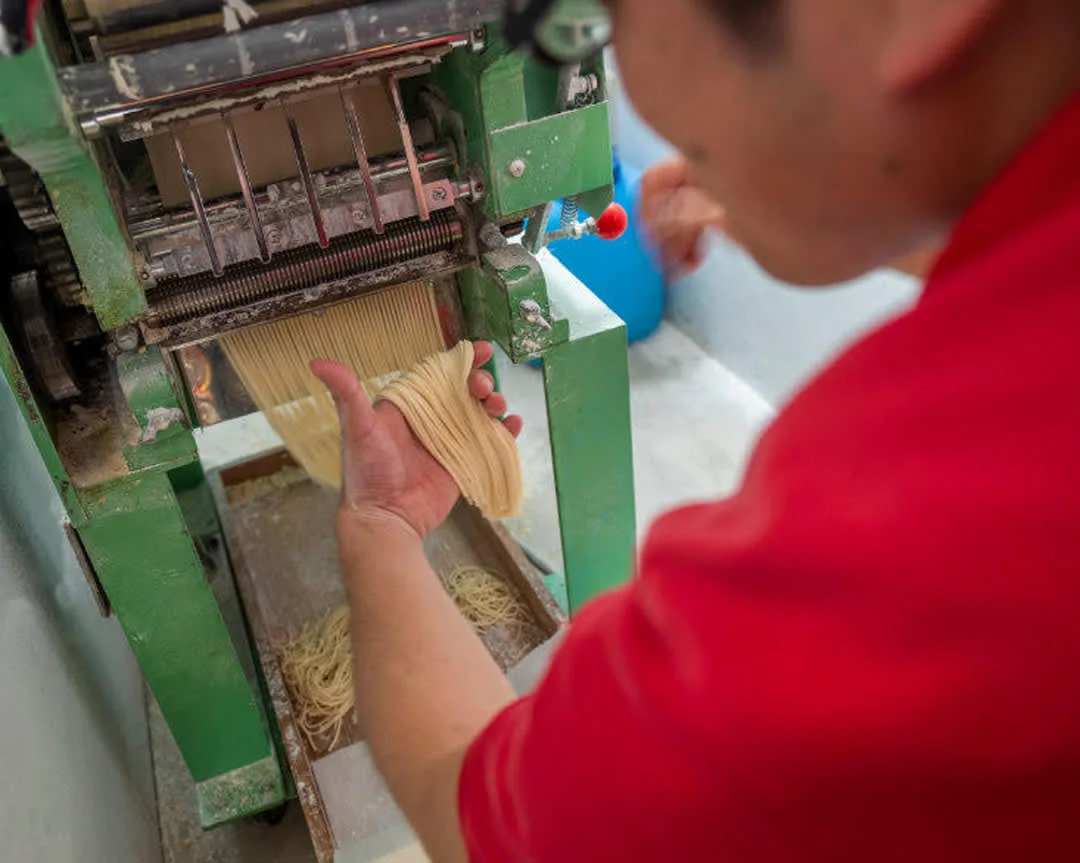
left=458, top=229, right=1080, bottom=861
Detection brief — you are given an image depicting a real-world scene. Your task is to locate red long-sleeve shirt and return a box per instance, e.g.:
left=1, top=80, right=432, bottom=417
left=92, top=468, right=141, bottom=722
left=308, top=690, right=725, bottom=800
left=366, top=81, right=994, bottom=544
left=460, top=90, right=1080, bottom=862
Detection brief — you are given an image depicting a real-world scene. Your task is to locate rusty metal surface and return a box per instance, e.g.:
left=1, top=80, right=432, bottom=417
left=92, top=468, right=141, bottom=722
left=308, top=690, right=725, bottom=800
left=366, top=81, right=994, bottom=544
left=140, top=171, right=458, bottom=280
left=85, top=1, right=375, bottom=51
left=176, top=341, right=257, bottom=427
left=60, top=0, right=501, bottom=123
left=142, top=248, right=472, bottom=350
left=146, top=212, right=461, bottom=320
left=0, top=140, right=60, bottom=231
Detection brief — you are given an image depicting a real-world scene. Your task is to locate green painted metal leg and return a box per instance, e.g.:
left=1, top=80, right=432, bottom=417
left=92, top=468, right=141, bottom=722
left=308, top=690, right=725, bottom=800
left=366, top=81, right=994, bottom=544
left=78, top=471, right=285, bottom=826
left=1, top=324, right=286, bottom=825
left=541, top=278, right=636, bottom=614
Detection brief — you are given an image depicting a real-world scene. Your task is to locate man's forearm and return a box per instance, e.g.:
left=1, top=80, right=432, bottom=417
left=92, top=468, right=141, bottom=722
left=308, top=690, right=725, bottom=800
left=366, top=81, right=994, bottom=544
left=339, top=513, right=516, bottom=862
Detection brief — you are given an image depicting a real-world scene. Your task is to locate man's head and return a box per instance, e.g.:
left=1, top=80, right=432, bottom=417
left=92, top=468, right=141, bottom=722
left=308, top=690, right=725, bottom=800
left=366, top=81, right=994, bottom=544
left=609, top=0, right=1080, bottom=285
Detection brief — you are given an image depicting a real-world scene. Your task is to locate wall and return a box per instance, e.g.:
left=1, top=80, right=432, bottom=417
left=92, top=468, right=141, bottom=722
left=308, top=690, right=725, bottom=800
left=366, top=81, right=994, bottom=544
left=608, top=59, right=921, bottom=407
left=0, top=378, right=161, bottom=862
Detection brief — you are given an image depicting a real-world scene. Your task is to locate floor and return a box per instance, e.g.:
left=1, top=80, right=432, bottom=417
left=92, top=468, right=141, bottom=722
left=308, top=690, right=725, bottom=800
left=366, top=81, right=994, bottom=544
left=156, top=322, right=773, bottom=863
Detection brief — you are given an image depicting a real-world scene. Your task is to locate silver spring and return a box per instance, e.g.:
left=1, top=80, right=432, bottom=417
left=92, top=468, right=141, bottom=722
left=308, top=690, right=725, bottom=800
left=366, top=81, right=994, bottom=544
left=560, top=196, right=579, bottom=230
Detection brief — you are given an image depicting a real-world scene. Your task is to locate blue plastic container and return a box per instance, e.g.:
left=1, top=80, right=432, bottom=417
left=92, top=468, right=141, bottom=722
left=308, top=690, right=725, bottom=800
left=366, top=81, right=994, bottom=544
left=544, top=156, right=664, bottom=345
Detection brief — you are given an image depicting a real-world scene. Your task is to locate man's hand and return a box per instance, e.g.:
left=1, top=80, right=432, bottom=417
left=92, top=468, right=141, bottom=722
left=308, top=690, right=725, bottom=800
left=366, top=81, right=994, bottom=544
left=316, top=341, right=520, bottom=863
left=311, top=341, right=523, bottom=539
left=639, top=157, right=729, bottom=275
left=640, top=156, right=942, bottom=280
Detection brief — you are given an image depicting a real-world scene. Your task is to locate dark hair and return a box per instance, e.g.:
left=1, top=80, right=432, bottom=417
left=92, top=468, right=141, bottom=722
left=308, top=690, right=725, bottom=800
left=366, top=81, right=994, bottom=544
left=707, top=0, right=783, bottom=46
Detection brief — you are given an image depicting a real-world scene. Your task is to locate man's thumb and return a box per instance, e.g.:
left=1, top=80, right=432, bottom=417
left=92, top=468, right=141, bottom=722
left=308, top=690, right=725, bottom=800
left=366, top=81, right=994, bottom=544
left=310, top=360, right=377, bottom=444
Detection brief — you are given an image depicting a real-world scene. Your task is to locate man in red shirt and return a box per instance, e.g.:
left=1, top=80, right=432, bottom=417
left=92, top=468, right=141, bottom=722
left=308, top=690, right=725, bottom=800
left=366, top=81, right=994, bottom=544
left=311, top=0, right=1080, bottom=859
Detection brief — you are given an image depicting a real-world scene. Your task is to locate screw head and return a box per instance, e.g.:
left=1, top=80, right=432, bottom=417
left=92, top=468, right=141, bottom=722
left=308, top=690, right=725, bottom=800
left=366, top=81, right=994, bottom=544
left=508, top=159, right=527, bottom=179
left=115, top=325, right=140, bottom=352
left=431, top=186, right=448, bottom=202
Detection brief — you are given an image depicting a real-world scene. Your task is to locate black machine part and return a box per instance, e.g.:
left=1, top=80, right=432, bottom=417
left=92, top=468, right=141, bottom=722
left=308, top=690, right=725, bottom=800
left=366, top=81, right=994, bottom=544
left=61, top=0, right=504, bottom=124
left=10, top=270, right=81, bottom=401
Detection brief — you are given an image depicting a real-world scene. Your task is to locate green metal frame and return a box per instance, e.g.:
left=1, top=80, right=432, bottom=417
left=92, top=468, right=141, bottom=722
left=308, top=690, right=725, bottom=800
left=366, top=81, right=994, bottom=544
left=0, top=37, right=144, bottom=329
left=0, top=15, right=636, bottom=830
left=0, top=37, right=286, bottom=827
left=462, top=248, right=637, bottom=615
left=432, top=27, right=614, bottom=223
left=540, top=260, right=636, bottom=612
left=446, top=28, right=635, bottom=613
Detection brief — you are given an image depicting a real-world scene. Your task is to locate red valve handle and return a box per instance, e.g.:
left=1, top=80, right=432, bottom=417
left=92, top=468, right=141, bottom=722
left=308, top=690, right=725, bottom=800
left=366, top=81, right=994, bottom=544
left=595, top=203, right=629, bottom=241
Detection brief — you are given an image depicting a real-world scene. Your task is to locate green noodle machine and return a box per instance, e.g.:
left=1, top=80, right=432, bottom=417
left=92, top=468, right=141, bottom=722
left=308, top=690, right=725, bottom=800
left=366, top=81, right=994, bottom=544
left=0, top=0, right=634, bottom=848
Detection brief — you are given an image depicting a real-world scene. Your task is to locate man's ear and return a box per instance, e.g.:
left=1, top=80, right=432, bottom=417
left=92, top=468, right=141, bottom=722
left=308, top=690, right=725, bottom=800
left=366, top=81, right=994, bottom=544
left=879, top=0, right=1004, bottom=92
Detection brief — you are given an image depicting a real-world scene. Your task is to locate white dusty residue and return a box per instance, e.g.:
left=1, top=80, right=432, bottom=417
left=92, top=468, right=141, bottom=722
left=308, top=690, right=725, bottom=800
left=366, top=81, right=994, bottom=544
left=108, top=55, right=142, bottom=101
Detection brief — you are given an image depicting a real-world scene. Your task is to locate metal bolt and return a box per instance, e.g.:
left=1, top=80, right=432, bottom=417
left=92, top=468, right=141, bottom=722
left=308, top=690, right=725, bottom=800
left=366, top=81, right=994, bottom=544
left=431, top=186, right=449, bottom=202
left=519, top=299, right=553, bottom=331
left=568, top=73, right=600, bottom=102
left=265, top=226, right=282, bottom=249
left=509, top=159, right=527, bottom=179
left=115, top=325, right=140, bottom=352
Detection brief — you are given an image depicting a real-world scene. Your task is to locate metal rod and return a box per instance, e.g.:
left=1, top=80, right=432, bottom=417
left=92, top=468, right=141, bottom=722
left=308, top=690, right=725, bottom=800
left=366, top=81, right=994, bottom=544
left=128, top=146, right=455, bottom=241
left=146, top=212, right=463, bottom=327
left=171, top=127, right=223, bottom=277
left=339, top=86, right=385, bottom=235
left=386, top=75, right=430, bottom=222
left=556, top=63, right=583, bottom=112
left=282, top=98, right=330, bottom=249
left=523, top=203, right=553, bottom=254
left=222, top=111, right=271, bottom=263
left=63, top=0, right=502, bottom=125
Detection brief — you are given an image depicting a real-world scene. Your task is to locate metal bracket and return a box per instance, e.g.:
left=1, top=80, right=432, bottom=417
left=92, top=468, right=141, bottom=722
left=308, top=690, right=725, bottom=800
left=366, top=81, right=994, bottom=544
left=459, top=223, right=570, bottom=362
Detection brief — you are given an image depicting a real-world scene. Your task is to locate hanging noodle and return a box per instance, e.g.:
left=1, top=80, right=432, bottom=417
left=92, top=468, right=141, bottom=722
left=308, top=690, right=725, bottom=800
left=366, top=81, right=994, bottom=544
left=380, top=342, right=523, bottom=519
left=222, top=281, right=523, bottom=519
left=221, top=282, right=444, bottom=489
left=230, top=281, right=531, bottom=745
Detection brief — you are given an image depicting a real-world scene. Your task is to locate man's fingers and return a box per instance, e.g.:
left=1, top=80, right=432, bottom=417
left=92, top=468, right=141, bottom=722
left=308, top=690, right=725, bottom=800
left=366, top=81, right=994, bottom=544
left=468, top=370, right=495, bottom=400
left=502, top=415, right=524, bottom=439
left=310, top=360, right=377, bottom=442
left=484, top=393, right=508, bottom=418
left=641, top=185, right=732, bottom=274
left=468, top=369, right=509, bottom=417
left=472, top=340, right=495, bottom=368
left=641, top=157, right=690, bottom=191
